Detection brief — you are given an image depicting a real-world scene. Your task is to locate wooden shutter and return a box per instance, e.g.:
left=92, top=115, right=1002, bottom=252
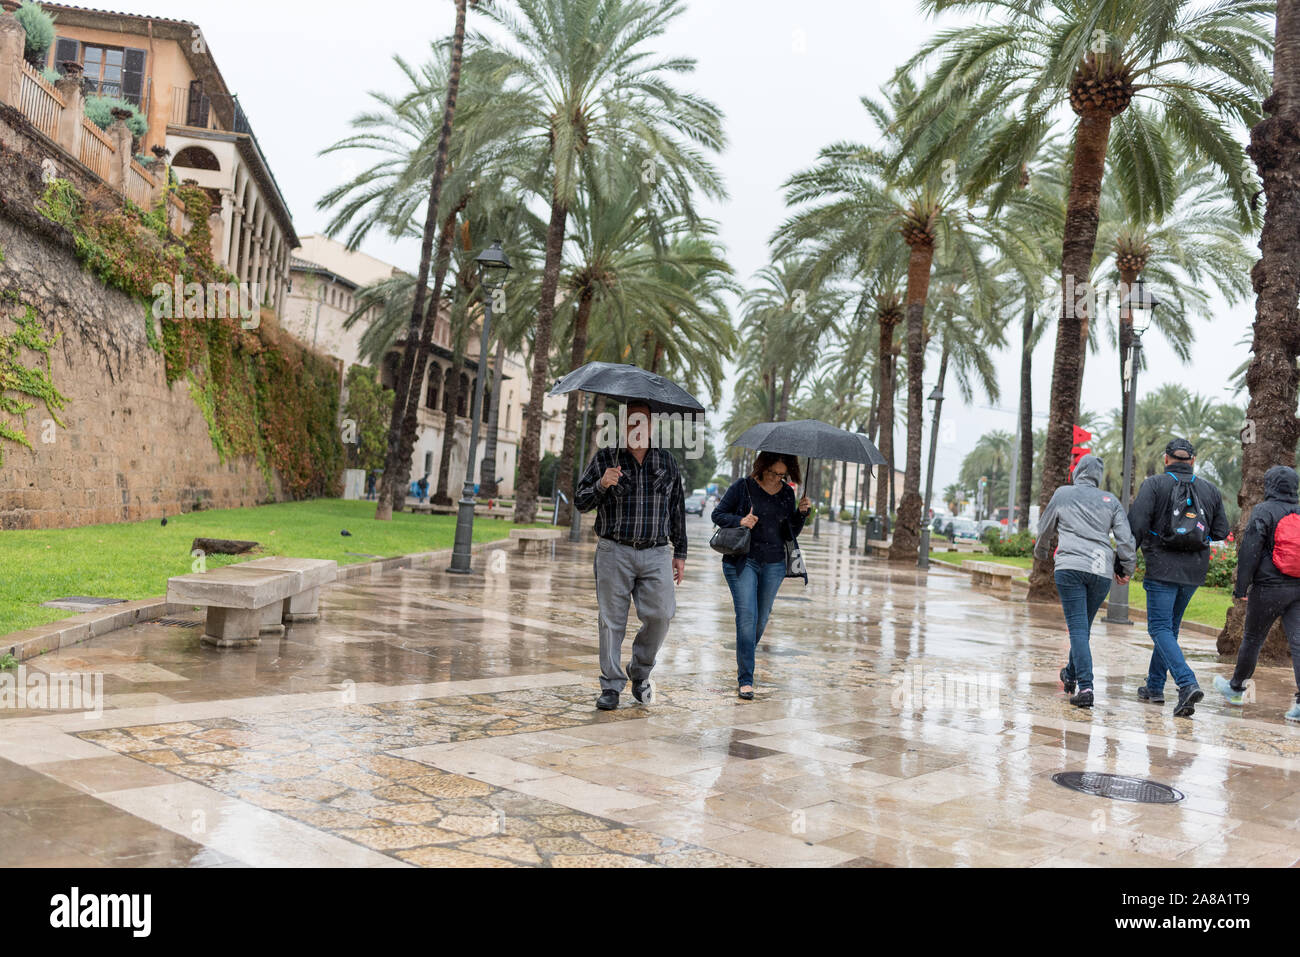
left=186, top=79, right=210, bottom=128
left=122, top=48, right=146, bottom=106
left=52, top=37, right=78, bottom=72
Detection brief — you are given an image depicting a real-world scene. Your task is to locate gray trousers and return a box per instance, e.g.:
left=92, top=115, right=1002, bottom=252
left=594, top=539, right=676, bottom=692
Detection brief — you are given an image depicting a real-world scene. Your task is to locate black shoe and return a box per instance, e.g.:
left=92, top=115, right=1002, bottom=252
left=1069, top=687, right=1094, bottom=708
left=738, top=686, right=754, bottom=701
left=1173, top=684, right=1204, bottom=718
left=1137, top=685, right=1165, bottom=705
left=1060, top=667, right=1075, bottom=694
left=630, top=677, right=655, bottom=705
left=596, top=690, right=619, bottom=711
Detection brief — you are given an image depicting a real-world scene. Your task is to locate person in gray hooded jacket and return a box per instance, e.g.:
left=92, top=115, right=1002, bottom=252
left=1034, top=454, right=1138, bottom=708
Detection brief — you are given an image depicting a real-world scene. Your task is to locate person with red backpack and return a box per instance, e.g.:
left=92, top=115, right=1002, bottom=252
left=1128, top=438, right=1231, bottom=717
left=1215, top=465, right=1300, bottom=722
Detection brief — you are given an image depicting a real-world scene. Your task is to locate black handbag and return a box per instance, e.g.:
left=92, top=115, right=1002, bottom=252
left=709, top=480, right=752, bottom=556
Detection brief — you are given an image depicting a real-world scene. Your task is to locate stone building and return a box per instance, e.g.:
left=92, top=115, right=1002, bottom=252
left=284, top=235, right=567, bottom=501
left=23, top=2, right=297, bottom=315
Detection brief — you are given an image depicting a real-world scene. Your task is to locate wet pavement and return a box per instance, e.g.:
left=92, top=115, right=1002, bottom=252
left=3, top=515, right=1300, bottom=867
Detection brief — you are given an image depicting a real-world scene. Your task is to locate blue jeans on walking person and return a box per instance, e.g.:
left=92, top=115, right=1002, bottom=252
left=1056, top=569, right=1112, bottom=691
left=722, top=558, right=786, bottom=688
left=1143, top=579, right=1200, bottom=693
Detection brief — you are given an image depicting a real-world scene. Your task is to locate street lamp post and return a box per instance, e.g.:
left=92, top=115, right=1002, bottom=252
left=919, top=384, right=945, bottom=568
left=568, top=393, right=591, bottom=543
left=1105, top=277, right=1159, bottom=622
left=448, top=240, right=512, bottom=575
left=849, top=444, right=862, bottom=552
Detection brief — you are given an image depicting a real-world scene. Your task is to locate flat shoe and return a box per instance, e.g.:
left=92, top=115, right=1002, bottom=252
left=738, top=687, right=754, bottom=701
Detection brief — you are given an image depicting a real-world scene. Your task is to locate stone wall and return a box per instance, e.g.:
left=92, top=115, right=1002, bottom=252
left=0, top=102, right=279, bottom=530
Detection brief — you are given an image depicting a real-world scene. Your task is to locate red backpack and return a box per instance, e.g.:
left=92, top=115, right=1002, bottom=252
left=1272, top=512, right=1300, bottom=577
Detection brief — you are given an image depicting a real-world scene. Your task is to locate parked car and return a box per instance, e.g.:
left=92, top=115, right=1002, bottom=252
left=977, top=519, right=1003, bottom=540
left=947, top=518, right=981, bottom=542
left=685, top=493, right=707, bottom=516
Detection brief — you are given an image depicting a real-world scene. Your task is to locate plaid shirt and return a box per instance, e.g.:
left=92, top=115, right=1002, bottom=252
left=575, top=446, right=687, bottom=560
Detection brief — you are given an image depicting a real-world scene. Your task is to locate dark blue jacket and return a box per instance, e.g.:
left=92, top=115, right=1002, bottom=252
left=711, top=477, right=806, bottom=567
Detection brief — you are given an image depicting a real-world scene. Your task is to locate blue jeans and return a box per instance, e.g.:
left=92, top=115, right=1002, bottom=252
left=1143, top=579, right=1200, bottom=692
left=722, top=558, right=786, bottom=687
left=1056, top=570, right=1112, bottom=691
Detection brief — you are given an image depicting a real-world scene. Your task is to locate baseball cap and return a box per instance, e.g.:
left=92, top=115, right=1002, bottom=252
left=1165, top=438, right=1196, bottom=460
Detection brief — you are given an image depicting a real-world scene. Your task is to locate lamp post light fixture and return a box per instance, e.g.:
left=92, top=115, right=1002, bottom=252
left=448, top=240, right=512, bottom=575
left=1104, top=276, right=1159, bottom=621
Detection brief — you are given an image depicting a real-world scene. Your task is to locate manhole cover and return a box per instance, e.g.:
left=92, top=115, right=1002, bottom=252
left=1051, top=771, right=1184, bottom=804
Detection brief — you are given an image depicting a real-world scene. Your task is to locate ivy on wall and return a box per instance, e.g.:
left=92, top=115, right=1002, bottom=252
left=0, top=299, right=67, bottom=466
left=34, top=178, right=343, bottom=498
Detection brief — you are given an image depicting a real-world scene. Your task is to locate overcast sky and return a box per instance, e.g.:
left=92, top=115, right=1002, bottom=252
left=159, top=0, right=1260, bottom=502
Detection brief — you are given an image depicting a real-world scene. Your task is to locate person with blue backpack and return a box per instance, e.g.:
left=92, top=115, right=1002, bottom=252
left=1128, top=438, right=1231, bottom=717
left=1215, top=465, right=1300, bottom=722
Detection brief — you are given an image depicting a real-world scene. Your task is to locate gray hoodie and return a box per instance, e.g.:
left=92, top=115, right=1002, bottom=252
left=1034, top=454, right=1138, bottom=578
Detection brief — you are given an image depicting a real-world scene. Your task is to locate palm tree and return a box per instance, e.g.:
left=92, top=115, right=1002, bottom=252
left=1091, top=142, right=1258, bottom=445
left=550, top=166, right=732, bottom=521
left=737, top=259, right=842, bottom=423
left=1222, top=0, right=1300, bottom=659
left=370, top=0, right=469, bottom=519
left=774, top=76, right=999, bottom=561
left=902, top=0, right=1272, bottom=598
left=474, top=0, right=726, bottom=523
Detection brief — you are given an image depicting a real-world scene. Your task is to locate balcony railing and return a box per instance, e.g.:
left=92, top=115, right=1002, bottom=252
left=19, top=62, right=63, bottom=140
left=79, top=117, right=113, bottom=181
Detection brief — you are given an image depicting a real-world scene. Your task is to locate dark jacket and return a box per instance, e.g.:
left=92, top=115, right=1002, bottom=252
left=1234, top=466, right=1300, bottom=598
left=1128, top=461, right=1231, bottom=586
left=711, top=477, right=806, bottom=567
left=1033, top=454, right=1137, bottom=577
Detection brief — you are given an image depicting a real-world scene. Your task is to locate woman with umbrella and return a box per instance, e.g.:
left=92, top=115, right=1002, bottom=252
left=711, top=452, right=811, bottom=700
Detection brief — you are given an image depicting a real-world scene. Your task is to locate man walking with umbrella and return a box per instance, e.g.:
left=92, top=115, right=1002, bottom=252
left=576, top=401, right=687, bottom=711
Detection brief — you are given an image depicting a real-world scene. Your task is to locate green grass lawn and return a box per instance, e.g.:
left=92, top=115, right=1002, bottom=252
left=0, top=499, right=543, bottom=636
left=928, top=551, right=1232, bottom=628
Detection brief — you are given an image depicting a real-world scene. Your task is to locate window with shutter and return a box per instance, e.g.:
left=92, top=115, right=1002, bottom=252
left=186, top=79, right=210, bottom=128
left=122, top=48, right=146, bottom=106
left=52, top=37, right=78, bottom=72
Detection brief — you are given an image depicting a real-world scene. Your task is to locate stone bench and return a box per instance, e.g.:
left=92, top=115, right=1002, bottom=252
left=166, top=557, right=337, bottom=649
left=966, top=560, right=1023, bottom=596
left=510, top=527, right=563, bottom=555
left=867, top=539, right=891, bottom=558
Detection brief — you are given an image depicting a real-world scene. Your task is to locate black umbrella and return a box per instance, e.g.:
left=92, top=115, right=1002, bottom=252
left=731, top=419, right=888, bottom=466
left=548, top=361, right=705, bottom=415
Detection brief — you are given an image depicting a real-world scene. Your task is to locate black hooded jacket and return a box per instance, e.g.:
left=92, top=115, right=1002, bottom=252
left=1128, top=460, right=1231, bottom=586
left=1234, top=466, right=1300, bottom=598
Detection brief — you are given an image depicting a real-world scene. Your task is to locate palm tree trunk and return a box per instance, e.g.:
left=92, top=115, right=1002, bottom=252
left=778, top=372, right=792, bottom=421
left=392, top=200, right=467, bottom=508
left=556, top=286, right=595, bottom=524
left=890, top=241, right=934, bottom=562
left=374, top=0, right=467, bottom=520
left=1219, top=0, right=1300, bottom=660
left=875, top=319, right=896, bottom=535
left=1027, top=109, right=1115, bottom=601
left=513, top=198, right=569, bottom=523
left=479, top=335, right=507, bottom=497
left=433, top=328, right=468, bottom=505
left=1016, top=297, right=1035, bottom=529
left=765, top=368, right=777, bottom=421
